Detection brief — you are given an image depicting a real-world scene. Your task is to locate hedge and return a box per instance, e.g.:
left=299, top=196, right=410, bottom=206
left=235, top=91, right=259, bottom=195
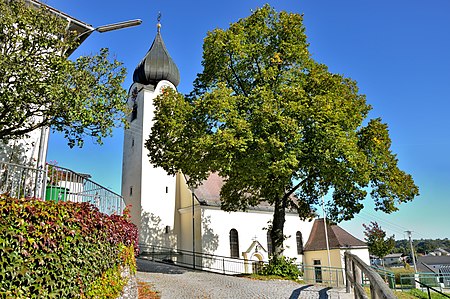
left=0, top=194, right=138, bottom=298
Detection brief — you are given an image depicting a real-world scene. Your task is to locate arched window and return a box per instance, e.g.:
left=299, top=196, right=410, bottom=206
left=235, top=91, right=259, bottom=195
left=229, top=229, right=239, bottom=258
left=296, top=231, right=304, bottom=255
left=267, top=231, right=273, bottom=256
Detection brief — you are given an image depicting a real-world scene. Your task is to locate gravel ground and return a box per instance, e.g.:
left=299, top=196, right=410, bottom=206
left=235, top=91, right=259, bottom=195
left=117, top=267, right=138, bottom=299
left=135, top=258, right=354, bottom=299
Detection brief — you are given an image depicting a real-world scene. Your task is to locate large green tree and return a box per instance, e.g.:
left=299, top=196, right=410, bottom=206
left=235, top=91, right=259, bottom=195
left=0, top=0, right=128, bottom=147
left=146, top=5, right=419, bottom=257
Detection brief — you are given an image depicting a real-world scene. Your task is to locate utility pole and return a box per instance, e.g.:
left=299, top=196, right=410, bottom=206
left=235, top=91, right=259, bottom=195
left=322, top=197, right=332, bottom=285
left=406, top=230, right=417, bottom=273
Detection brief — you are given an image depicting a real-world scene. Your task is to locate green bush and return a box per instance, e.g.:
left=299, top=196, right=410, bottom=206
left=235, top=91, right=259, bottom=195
left=391, top=267, right=415, bottom=285
left=0, top=195, right=138, bottom=298
left=260, top=256, right=301, bottom=280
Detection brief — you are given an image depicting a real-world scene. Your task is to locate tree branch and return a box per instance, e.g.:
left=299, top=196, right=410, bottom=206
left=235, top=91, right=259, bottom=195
left=282, top=171, right=317, bottom=202
left=227, top=51, right=248, bottom=97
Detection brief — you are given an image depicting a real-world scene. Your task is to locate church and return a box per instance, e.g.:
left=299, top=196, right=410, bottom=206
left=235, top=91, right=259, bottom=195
left=121, top=21, right=369, bottom=274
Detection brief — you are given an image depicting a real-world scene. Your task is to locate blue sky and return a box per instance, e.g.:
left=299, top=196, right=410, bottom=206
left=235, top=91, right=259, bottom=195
left=45, top=0, right=450, bottom=241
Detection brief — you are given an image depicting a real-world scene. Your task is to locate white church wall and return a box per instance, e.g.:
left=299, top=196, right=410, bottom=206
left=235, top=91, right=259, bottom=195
left=284, top=215, right=314, bottom=263
left=122, top=82, right=145, bottom=230
left=200, top=207, right=313, bottom=262
left=122, top=81, right=178, bottom=247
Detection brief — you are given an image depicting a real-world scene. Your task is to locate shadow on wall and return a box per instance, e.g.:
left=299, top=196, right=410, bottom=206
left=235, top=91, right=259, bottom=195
left=0, top=140, right=33, bottom=166
left=199, top=212, right=220, bottom=268
left=201, top=212, right=219, bottom=254
left=0, top=141, right=42, bottom=198
left=140, top=211, right=176, bottom=248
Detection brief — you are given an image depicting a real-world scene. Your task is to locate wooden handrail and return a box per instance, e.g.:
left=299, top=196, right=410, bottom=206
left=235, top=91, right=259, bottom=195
left=345, top=251, right=396, bottom=299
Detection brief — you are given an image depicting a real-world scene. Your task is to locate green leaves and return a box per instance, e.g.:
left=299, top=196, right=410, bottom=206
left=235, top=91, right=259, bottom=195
left=0, top=0, right=128, bottom=147
left=260, top=255, right=301, bottom=280
left=363, top=221, right=395, bottom=260
left=0, top=195, right=138, bottom=298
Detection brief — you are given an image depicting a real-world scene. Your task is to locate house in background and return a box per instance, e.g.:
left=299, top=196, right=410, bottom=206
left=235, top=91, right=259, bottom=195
left=302, top=219, right=369, bottom=285
left=417, top=255, right=450, bottom=273
left=428, top=248, right=450, bottom=256
left=370, top=255, right=382, bottom=267
left=383, top=253, right=404, bottom=267
left=417, top=255, right=450, bottom=287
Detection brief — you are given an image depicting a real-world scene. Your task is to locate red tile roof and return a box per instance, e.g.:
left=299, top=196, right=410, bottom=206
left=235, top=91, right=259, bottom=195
left=193, top=173, right=283, bottom=211
left=303, top=218, right=367, bottom=251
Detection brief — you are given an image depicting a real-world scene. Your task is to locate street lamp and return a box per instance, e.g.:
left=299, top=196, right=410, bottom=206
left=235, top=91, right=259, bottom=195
left=96, top=19, right=142, bottom=33
left=76, top=19, right=142, bottom=40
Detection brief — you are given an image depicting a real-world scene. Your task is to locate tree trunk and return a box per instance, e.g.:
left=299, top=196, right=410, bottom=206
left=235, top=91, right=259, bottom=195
left=270, top=196, right=286, bottom=258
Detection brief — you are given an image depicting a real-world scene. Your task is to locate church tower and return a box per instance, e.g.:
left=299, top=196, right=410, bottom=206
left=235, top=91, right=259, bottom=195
left=121, top=19, right=180, bottom=247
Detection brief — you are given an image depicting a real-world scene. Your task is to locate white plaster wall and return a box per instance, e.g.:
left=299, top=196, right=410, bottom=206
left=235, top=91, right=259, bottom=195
left=140, top=81, right=176, bottom=231
left=0, top=125, right=49, bottom=199
left=122, top=82, right=145, bottom=228
left=340, top=247, right=370, bottom=267
left=201, top=207, right=314, bottom=262
left=0, top=125, right=49, bottom=169
left=122, top=81, right=177, bottom=246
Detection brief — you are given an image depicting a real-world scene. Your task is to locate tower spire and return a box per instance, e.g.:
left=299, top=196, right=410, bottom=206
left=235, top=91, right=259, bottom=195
left=157, top=12, right=161, bottom=33
left=132, top=11, right=180, bottom=87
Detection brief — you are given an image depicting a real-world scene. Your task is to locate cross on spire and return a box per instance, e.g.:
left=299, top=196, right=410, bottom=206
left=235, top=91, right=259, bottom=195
left=157, top=12, right=162, bottom=33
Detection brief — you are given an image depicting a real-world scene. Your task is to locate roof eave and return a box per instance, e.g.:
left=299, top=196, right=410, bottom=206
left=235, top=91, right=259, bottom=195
left=25, top=0, right=94, bottom=55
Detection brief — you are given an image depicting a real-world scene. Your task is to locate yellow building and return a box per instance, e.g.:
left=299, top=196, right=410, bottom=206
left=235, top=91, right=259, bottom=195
left=303, top=219, right=369, bottom=286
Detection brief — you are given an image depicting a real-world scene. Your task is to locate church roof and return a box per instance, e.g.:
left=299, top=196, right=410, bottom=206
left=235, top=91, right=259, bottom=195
left=303, top=218, right=367, bottom=251
left=133, top=25, right=180, bottom=87
left=193, top=173, right=291, bottom=212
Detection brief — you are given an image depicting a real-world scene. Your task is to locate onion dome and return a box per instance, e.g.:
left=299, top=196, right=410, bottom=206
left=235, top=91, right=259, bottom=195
left=133, top=23, right=180, bottom=87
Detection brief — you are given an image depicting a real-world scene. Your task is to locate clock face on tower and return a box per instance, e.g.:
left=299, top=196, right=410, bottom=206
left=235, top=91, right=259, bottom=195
left=156, top=81, right=175, bottom=94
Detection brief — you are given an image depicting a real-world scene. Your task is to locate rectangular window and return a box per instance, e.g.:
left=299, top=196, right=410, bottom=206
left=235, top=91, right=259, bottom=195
left=131, top=103, right=137, bottom=121
left=129, top=186, right=133, bottom=196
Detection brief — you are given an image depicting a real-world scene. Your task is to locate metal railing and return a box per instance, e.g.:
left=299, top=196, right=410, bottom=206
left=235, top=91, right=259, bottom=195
left=415, top=279, right=450, bottom=299
left=301, top=264, right=346, bottom=287
left=399, top=272, right=450, bottom=293
left=345, top=252, right=396, bottom=299
left=140, top=244, right=349, bottom=288
left=139, top=244, right=260, bottom=275
left=0, top=161, right=45, bottom=199
left=372, top=267, right=396, bottom=290
left=0, top=161, right=125, bottom=215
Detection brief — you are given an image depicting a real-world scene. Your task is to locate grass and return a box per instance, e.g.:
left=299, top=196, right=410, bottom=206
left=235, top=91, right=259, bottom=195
left=365, top=288, right=449, bottom=299
left=393, top=290, right=418, bottom=299
left=137, top=280, right=160, bottom=299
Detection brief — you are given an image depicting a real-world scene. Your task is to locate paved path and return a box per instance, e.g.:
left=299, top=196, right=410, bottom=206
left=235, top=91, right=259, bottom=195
left=136, top=258, right=354, bottom=299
